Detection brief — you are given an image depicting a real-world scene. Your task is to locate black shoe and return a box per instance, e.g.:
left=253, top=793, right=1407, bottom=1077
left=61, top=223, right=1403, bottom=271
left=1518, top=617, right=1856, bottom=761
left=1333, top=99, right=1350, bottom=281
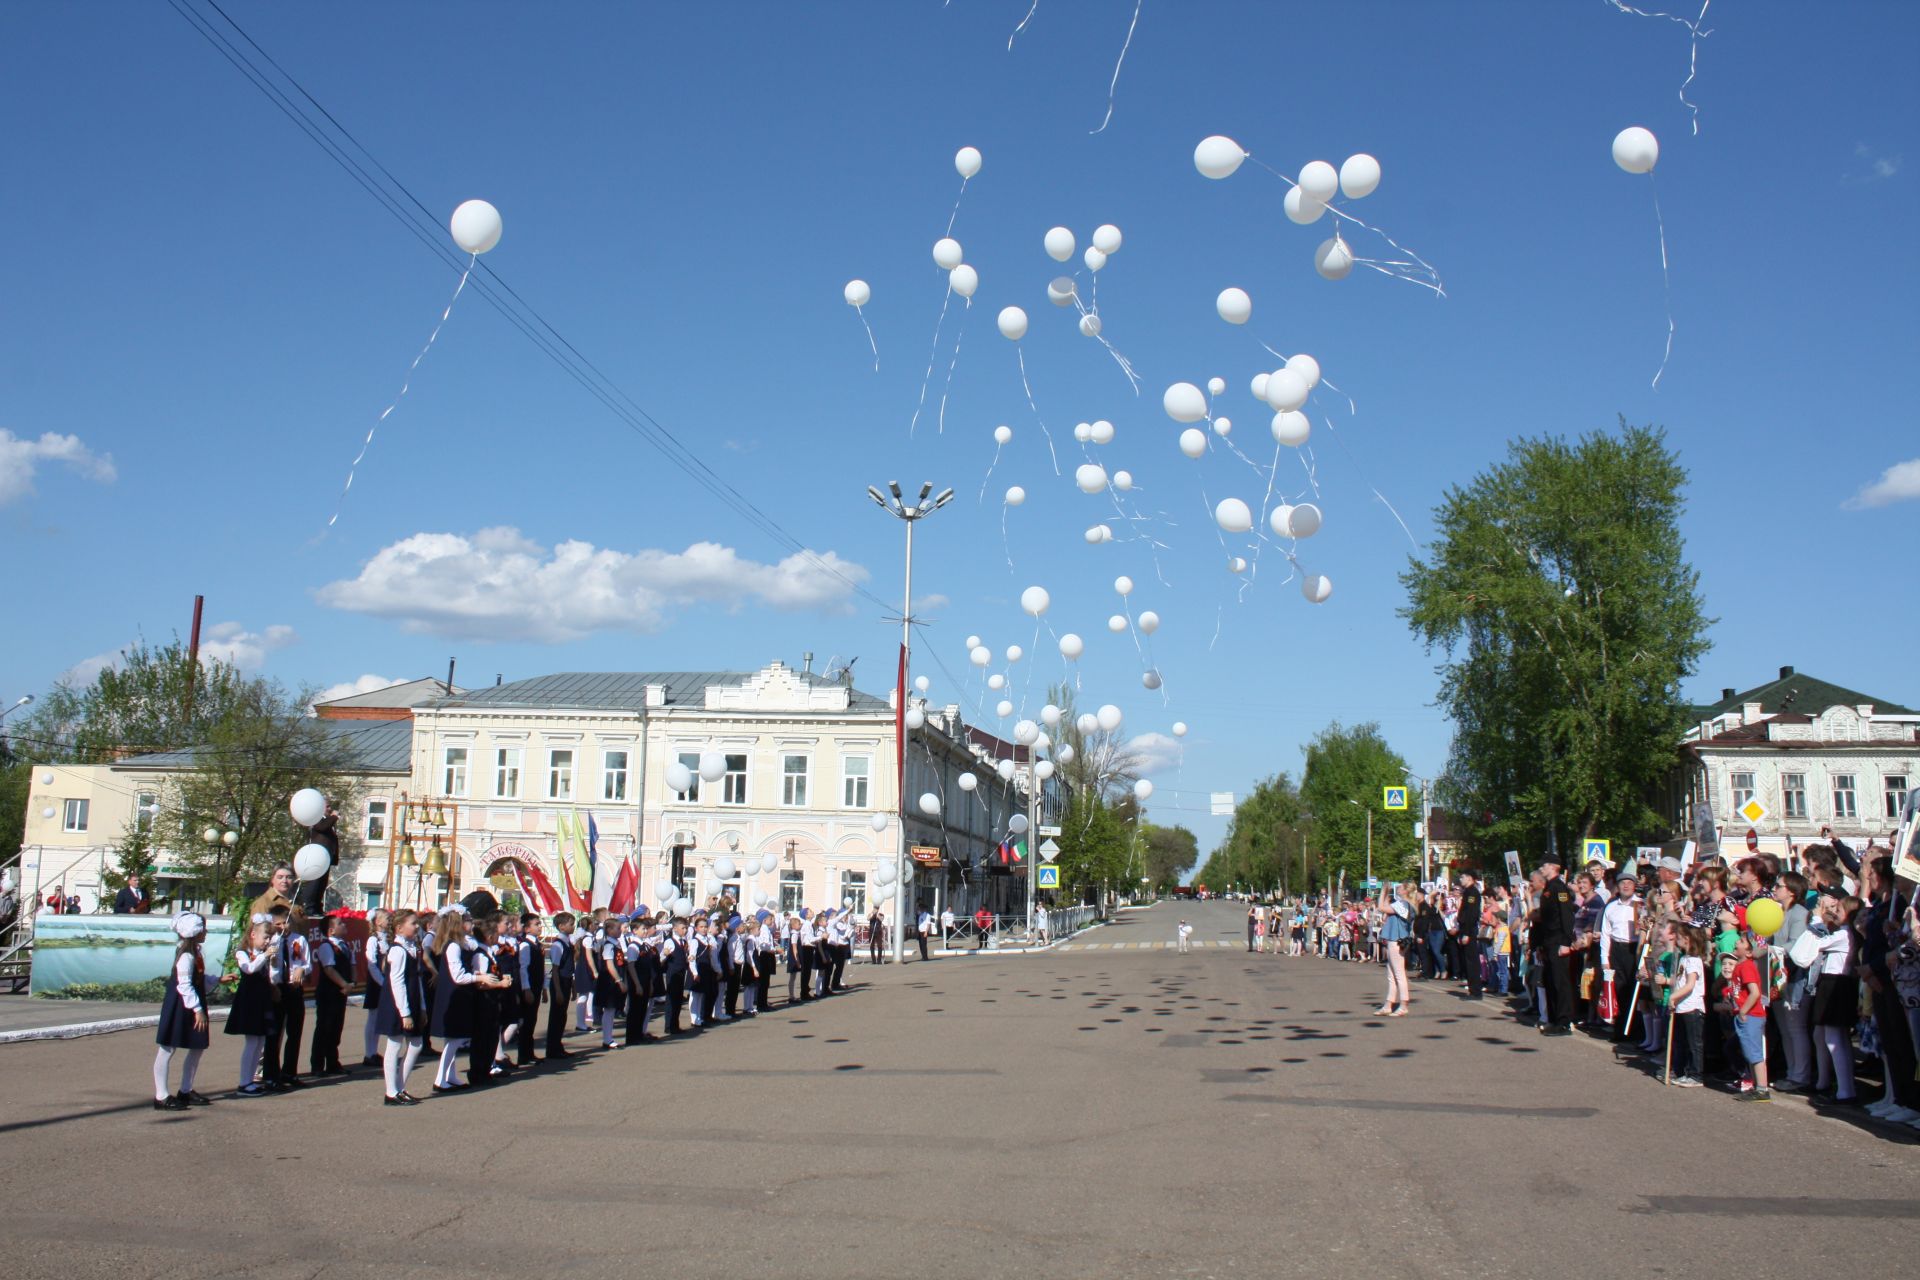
left=177, top=1090, right=213, bottom=1107
left=280, top=1076, right=308, bottom=1090
left=430, top=1084, right=463, bottom=1095
left=153, top=1096, right=188, bottom=1112
left=384, top=1094, right=417, bottom=1107
left=361, top=1056, right=381, bottom=1068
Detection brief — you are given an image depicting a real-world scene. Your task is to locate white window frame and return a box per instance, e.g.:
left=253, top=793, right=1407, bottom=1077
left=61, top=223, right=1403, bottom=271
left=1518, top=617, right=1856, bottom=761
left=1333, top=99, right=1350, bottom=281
left=364, top=797, right=389, bottom=844
left=1886, top=775, right=1909, bottom=821
left=443, top=747, right=469, bottom=798
left=842, top=755, right=871, bottom=809
left=603, top=750, right=629, bottom=803
left=1832, top=774, right=1858, bottom=821
left=779, top=870, right=806, bottom=914
left=671, top=751, right=701, bottom=804
left=781, top=754, right=810, bottom=808
left=135, top=790, right=159, bottom=832
left=493, top=748, right=522, bottom=800
left=1729, top=771, right=1755, bottom=814
left=721, top=753, right=748, bottom=806
left=62, top=798, right=89, bottom=833
left=548, top=748, right=575, bottom=802
left=841, top=869, right=868, bottom=916
left=1781, top=772, right=1808, bottom=820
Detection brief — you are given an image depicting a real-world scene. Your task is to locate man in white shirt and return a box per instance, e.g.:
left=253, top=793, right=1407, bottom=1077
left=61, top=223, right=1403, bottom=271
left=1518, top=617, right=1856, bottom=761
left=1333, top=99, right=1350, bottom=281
left=915, top=908, right=933, bottom=961
left=1601, top=875, right=1640, bottom=1041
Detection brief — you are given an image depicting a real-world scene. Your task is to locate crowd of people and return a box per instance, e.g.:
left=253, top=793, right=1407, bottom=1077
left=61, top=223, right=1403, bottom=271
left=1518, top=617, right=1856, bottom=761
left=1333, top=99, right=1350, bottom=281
left=150, top=871, right=885, bottom=1111
left=1237, top=831, right=1920, bottom=1125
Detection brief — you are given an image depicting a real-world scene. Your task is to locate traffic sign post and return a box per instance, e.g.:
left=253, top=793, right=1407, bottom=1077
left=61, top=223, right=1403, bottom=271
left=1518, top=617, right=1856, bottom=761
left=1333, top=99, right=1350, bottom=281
left=1737, top=798, right=1770, bottom=826
left=1038, top=838, right=1061, bottom=863
left=1036, top=865, right=1060, bottom=889
left=1383, top=786, right=1408, bottom=811
left=1583, top=838, right=1612, bottom=867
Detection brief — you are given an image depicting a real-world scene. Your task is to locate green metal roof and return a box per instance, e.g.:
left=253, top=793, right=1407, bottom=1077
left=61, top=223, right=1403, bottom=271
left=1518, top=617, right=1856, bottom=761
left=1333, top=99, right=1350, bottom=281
left=114, top=717, right=413, bottom=774
left=1688, top=666, right=1911, bottom=721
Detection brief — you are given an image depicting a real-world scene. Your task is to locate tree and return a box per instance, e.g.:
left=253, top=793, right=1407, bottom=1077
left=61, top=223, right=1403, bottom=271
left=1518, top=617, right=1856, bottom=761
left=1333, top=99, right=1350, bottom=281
left=1299, top=722, right=1419, bottom=888
left=100, top=808, right=159, bottom=901
left=1196, top=774, right=1310, bottom=896
left=23, top=639, right=252, bottom=764
left=1049, top=684, right=1141, bottom=805
left=1140, top=823, right=1199, bottom=892
left=1401, top=422, right=1709, bottom=862
left=1055, top=791, right=1132, bottom=901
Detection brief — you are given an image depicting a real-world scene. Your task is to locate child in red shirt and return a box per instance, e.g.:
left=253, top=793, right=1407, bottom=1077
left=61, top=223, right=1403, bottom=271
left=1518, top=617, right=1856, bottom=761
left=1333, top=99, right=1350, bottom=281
left=1726, top=935, right=1770, bottom=1100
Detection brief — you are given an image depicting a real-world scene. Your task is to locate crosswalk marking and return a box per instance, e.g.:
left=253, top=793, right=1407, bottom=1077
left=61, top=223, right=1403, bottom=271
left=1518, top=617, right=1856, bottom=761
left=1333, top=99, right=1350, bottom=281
left=1054, top=939, right=1246, bottom=952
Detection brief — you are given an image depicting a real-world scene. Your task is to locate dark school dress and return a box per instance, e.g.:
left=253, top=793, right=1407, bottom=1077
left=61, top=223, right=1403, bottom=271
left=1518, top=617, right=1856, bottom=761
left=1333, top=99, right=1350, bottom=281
left=593, top=940, right=625, bottom=1007
left=156, top=952, right=211, bottom=1050
left=1812, top=967, right=1860, bottom=1029
left=431, top=944, right=479, bottom=1040
left=375, top=944, right=426, bottom=1038
left=223, top=952, right=274, bottom=1038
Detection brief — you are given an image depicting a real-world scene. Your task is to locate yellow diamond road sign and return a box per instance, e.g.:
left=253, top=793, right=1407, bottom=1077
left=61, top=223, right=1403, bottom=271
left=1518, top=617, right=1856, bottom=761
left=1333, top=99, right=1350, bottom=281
left=1383, top=786, right=1408, bottom=811
left=1738, top=798, right=1769, bottom=825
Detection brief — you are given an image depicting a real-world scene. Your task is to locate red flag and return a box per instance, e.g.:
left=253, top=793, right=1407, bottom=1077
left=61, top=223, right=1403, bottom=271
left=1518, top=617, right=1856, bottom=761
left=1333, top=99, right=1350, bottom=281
left=559, top=848, right=590, bottom=912
left=512, top=858, right=565, bottom=915
left=609, top=857, right=638, bottom=916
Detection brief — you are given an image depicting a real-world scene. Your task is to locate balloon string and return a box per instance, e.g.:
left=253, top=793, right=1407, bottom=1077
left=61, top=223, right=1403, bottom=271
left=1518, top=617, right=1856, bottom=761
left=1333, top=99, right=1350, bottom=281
left=1604, top=0, right=1712, bottom=135
left=978, top=440, right=1003, bottom=504
left=1007, top=0, right=1040, bottom=50
left=1298, top=439, right=1324, bottom=500
left=1649, top=174, right=1675, bottom=389
left=1089, top=0, right=1142, bottom=135
left=1015, top=346, right=1059, bottom=475
left=946, top=176, right=969, bottom=239
left=325, top=256, right=473, bottom=531
left=1246, top=156, right=1445, bottom=296
left=854, top=305, right=879, bottom=372
left=1070, top=292, right=1142, bottom=394
left=937, top=296, right=970, bottom=434
left=1000, top=500, right=1015, bottom=577
left=1316, top=415, right=1419, bottom=552
left=909, top=286, right=953, bottom=438
left=1242, top=442, right=1286, bottom=604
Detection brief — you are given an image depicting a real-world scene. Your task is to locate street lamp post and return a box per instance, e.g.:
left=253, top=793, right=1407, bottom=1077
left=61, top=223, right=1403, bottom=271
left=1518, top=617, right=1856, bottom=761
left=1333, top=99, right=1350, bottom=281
left=1403, top=769, right=1434, bottom=886
left=1347, top=799, right=1373, bottom=893
left=869, top=480, right=954, bottom=964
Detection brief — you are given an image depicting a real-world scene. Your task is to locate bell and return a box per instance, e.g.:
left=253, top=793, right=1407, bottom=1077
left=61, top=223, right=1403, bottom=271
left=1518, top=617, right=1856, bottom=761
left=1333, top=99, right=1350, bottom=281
left=434, top=802, right=449, bottom=828
left=420, top=835, right=449, bottom=878
left=397, top=835, right=418, bottom=868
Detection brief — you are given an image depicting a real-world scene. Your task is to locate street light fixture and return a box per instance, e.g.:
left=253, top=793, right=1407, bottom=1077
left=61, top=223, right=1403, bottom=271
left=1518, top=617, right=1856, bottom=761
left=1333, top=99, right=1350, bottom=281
left=869, top=478, right=953, bottom=964
left=1, top=694, right=32, bottom=721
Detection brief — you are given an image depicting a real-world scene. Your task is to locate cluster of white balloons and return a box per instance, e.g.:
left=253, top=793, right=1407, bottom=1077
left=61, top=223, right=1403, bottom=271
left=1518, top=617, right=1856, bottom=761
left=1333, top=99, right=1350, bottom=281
left=1193, top=136, right=1379, bottom=281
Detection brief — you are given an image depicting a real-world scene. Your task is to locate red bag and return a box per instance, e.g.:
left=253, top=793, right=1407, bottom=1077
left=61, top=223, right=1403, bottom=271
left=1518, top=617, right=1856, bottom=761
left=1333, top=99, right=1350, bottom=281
left=1597, top=978, right=1619, bottom=1022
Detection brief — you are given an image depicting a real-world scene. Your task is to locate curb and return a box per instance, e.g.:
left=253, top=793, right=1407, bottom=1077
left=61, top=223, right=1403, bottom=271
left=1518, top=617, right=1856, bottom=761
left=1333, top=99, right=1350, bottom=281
left=0, top=1006, right=231, bottom=1045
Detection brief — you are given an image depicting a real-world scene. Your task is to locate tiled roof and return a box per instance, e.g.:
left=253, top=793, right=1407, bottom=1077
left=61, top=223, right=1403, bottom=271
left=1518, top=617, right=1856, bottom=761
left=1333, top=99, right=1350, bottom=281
left=114, top=718, right=412, bottom=774
left=427, top=670, right=890, bottom=713
left=1688, top=668, right=1911, bottom=721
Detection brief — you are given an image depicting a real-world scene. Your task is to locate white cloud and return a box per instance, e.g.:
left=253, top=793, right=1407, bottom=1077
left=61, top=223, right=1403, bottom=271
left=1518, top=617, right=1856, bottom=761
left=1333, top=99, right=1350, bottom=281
left=1844, top=458, right=1920, bottom=510
left=61, top=621, right=296, bottom=685
left=1852, top=142, right=1901, bottom=182
left=316, top=674, right=408, bottom=705
left=1129, top=731, right=1186, bottom=776
left=918, top=593, right=952, bottom=612
left=0, top=429, right=116, bottom=505
left=316, top=527, right=872, bottom=642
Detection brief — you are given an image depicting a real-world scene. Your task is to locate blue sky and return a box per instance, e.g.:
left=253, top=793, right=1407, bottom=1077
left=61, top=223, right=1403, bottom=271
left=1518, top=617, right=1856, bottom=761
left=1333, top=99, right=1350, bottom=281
left=4, top=1, right=1915, bottom=854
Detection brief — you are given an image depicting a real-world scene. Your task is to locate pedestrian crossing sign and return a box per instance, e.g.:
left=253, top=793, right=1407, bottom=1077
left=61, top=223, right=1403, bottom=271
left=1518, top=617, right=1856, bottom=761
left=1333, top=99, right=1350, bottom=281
left=1583, top=838, right=1612, bottom=865
left=1036, top=865, right=1060, bottom=889
left=1383, top=786, right=1408, bottom=810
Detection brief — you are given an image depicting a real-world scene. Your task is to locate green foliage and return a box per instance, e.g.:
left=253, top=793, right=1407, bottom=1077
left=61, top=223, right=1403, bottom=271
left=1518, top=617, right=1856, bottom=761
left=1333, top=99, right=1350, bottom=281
left=1055, top=792, right=1134, bottom=899
left=1300, top=721, right=1420, bottom=887
left=36, top=979, right=232, bottom=1005
left=1195, top=774, right=1310, bottom=895
left=1400, top=422, right=1710, bottom=862
left=1048, top=684, right=1141, bottom=805
left=1140, top=823, right=1199, bottom=891
left=0, top=759, right=28, bottom=869
left=100, top=809, right=159, bottom=899
left=23, top=639, right=253, bottom=764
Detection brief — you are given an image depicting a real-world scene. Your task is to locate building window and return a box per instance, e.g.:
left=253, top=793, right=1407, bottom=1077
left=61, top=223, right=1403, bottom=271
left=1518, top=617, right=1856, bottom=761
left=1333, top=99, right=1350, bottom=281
left=1782, top=773, right=1808, bottom=820
left=62, top=798, right=89, bottom=833
left=1887, top=775, right=1910, bottom=821
left=672, top=752, right=701, bottom=803
left=443, top=747, right=469, bottom=797
left=841, top=869, right=867, bottom=916
left=363, top=888, right=383, bottom=912
left=722, top=753, right=748, bottom=806
left=135, top=791, right=159, bottom=832
left=782, top=754, right=810, bottom=807
left=365, top=798, right=389, bottom=844
left=842, top=755, right=871, bottom=808
left=1832, top=774, right=1858, bottom=821
left=603, top=750, right=629, bottom=802
left=548, top=749, right=575, bottom=801
left=1729, top=771, right=1755, bottom=814
left=779, top=870, right=806, bottom=914
left=493, top=749, right=522, bottom=799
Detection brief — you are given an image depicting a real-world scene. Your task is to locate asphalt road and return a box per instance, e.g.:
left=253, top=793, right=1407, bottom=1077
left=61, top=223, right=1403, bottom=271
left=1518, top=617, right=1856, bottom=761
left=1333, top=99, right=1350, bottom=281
left=1, top=900, right=1914, bottom=1279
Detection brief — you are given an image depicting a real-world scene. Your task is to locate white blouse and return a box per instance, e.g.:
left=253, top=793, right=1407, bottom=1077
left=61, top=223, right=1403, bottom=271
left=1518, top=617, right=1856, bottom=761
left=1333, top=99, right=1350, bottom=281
left=172, top=952, right=206, bottom=1011
left=364, top=935, right=387, bottom=986
left=385, top=940, right=416, bottom=1018
left=236, top=948, right=271, bottom=975
left=1816, top=929, right=1853, bottom=976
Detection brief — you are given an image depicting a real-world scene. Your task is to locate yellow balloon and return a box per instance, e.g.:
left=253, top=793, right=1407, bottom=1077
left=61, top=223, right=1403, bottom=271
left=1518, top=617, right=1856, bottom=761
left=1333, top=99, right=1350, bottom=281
left=1746, top=897, right=1784, bottom=938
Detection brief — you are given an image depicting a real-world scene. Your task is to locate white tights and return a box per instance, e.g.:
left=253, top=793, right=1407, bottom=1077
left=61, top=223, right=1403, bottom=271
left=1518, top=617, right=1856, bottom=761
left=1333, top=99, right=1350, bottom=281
left=497, top=1021, right=518, bottom=1062
left=362, top=995, right=383, bottom=1059
left=599, top=1005, right=618, bottom=1046
left=238, top=1035, right=265, bottom=1089
left=575, top=993, right=593, bottom=1031
left=436, top=1038, right=471, bottom=1087
left=1815, top=1025, right=1857, bottom=1099
left=153, top=1046, right=204, bottom=1101
left=382, top=1034, right=423, bottom=1097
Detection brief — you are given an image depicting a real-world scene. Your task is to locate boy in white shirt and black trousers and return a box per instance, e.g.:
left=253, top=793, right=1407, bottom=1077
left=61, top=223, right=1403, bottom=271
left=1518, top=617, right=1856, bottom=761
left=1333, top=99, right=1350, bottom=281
left=545, top=912, right=577, bottom=1059
left=516, top=912, right=543, bottom=1065
left=309, top=915, right=352, bottom=1076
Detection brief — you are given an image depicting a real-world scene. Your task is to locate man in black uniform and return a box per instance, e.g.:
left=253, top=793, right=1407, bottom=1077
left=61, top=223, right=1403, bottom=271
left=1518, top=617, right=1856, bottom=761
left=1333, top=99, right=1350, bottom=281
left=1455, top=870, right=1484, bottom=999
left=1536, top=856, right=1576, bottom=1035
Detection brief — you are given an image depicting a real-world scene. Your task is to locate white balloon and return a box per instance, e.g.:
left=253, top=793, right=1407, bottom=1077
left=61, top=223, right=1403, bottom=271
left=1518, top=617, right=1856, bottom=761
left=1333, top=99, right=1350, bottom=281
left=1142, top=669, right=1163, bottom=690
left=875, top=859, right=897, bottom=883
left=1089, top=419, right=1115, bottom=445
left=1194, top=135, right=1246, bottom=180
left=1287, top=503, right=1323, bottom=538
left=1083, top=246, right=1108, bottom=273
left=1339, top=153, right=1381, bottom=199
left=875, top=881, right=896, bottom=900
left=1044, top=226, right=1076, bottom=262
left=1073, top=421, right=1093, bottom=443
left=1271, top=410, right=1311, bottom=448
left=763, top=853, right=782, bottom=874
left=955, top=145, right=982, bottom=178
left=1163, top=382, right=1208, bottom=423
left=1298, top=160, right=1339, bottom=204
left=1034, top=732, right=1050, bottom=751
left=993, top=424, right=1013, bottom=445
left=1172, top=721, right=1189, bottom=737
left=1047, top=276, right=1078, bottom=307
left=1212, top=417, right=1233, bottom=437
left=958, top=773, right=980, bottom=794
left=844, top=279, right=871, bottom=307
left=1214, top=497, right=1254, bottom=534
left=1056, top=744, right=1076, bottom=764
left=754, top=889, right=770, bottom=906
left=1097, top=704, right=1124, bottom=732
left=1208, top=376, right=1227, bottom=396
left=1040, top=703, right=1062, bottom=727
left=1005, top=644, right=1023, bottom=663
left=918, top=792, right=941, bottom=816
left=1108, top=614, right=1128, bottom=633
left=933, top=237, right=964, bottom=270
left=870, top=813, right=889, bottom=832
left=715, top=855, right=738, bottom=880
left=1059, top=633, right=1084, bottom=659
left=1138, top=610, right=1160, bottom=634
left=672, top=896, right=694, bottom=916
left=905, top=707, right=927, bottom=730
left=289, top=788, right=326, bottom=827
left=1009, top=814, right=1030, bottom=835
left=1216, top=287, right=1252, bottom=324
left=1084, top=524, right=1113, bottom=543
left=698, top=751, right=727, bottom=783
left=1014, top=719, right=1039, bottom=745
left=1075, top=712, right=1099, bottom=736
left=1092, top=223, right=1122, bottom=254
left=1034, top=760, right=1055, bottom=781
left=996, top=699, right=1014, bottom=718
left=1021, top=584, right=1052, bottom=615
left=1284, top=186, right=1326, bottom=225
left=1314, top=236, right=1355, bottom=281
left=915, top=675, right=931, bottom=693
left=1264, top=368, right=1309, bottom=412
left=1005, top=486, right=1027, bottom=506
left=1134, top=779, right=1155, bottom=801
left=1612, top=126, right=1659, bottom=175
left=1301, top=573, right=1334, bottom=604
left=1109, top=575, right=1131, bottom=596
left=1251, top=372, right=1270, bottom=401
left=1179, top=428, right=1208, bottom=459
left=997, top=306, right=1028, bottom=340
left=1112, top=470, right=1133, bottom=491
left=293, top=843, right=330, bottom=882
left=966, top=635, right=982, bottom=649
left=970, top=645, right=992, bottom=667
left=987, top=673, right=1006, bottom=691
left=949, top=264, right=979, bottom=298
left=1286, top=353, right=1322, bottom=389
left=997, top=759, right=1017, bottom=781
left=449, top=199, right=503, bottom=255
left=1227, top=556, right=1249, bottom=574
left=1078, top=313, right=1102, bottom=337
left=665, top=760, right=694, bottom=794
